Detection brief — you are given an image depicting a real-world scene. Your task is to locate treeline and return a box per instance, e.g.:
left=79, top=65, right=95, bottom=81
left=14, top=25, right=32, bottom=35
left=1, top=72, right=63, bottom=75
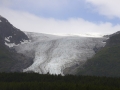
left=0, top=73, right=120, bottom=90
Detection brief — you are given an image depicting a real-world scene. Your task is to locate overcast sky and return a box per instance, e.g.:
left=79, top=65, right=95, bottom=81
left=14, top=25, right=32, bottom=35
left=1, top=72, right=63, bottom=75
left=0, top=0, right=120, bottom=35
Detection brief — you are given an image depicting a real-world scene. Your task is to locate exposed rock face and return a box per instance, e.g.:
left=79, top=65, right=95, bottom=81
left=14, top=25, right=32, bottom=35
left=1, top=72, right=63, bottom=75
left=0, top=15, right=33, bottom=72
left=105, top=31, right=120, bottom=46
left=0, top=15, right=29, bottom=45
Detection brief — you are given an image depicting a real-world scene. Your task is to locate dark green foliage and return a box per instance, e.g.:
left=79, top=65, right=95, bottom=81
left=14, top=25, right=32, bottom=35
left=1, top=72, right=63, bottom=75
left=77, top=33, right=120, bottom=77
left=106, top=33, right=120, bottom=46
left=77, top=45, right=120, bottom=77
left=0, top=73, right=120, bottom=90
left=0, top=42, right=17, bottom=72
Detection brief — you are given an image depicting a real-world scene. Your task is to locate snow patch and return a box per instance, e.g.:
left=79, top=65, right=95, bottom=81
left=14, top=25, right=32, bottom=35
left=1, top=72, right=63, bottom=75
left=5, top=42, right=17, bottom=48
left=5, top=40, right=30, bottom=48
left=5, top=36, right=30, bottom=48
left=5, top=37, right=10, bottom=42
left=5, top=36, right=12, bottom=42
left=20, top=39, right=31, bottom=44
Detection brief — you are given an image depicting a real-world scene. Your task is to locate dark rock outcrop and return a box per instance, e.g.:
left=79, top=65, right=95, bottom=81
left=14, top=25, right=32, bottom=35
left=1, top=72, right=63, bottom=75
left=105, top=31, right=120, bottom=46
left=0, top=15, right=29, bottom=45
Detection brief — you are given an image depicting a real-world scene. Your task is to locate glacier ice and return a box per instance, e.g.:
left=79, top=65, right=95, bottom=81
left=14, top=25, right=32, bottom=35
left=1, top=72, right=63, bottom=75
left=15, top=32, right=106, bottom=75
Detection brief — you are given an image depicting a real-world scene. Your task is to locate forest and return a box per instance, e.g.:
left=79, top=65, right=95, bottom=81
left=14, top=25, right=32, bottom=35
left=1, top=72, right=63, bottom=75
left=0, top=72, right=120, bottom=90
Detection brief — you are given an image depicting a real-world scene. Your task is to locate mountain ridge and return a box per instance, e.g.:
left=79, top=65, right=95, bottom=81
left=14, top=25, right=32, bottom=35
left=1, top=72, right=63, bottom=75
left=0, top=16, right=29, bottom=45
left=0, top=15, right=33, bottom=72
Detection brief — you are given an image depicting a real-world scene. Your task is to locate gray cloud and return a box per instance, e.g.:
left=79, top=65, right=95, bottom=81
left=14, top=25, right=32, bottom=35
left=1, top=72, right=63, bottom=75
left=0, top=0, right=120, bottom=35
left=86, top=0, right=120, bottom=18
left=0, top=7, right=119, bottom=35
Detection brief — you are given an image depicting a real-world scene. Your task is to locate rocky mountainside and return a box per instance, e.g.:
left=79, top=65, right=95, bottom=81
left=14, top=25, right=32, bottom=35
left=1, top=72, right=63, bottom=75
left=0, top=15, right=29, bottom=46
left=0, top=15, right=33, bottom=72
left=77, top=32, right=120, bottom=77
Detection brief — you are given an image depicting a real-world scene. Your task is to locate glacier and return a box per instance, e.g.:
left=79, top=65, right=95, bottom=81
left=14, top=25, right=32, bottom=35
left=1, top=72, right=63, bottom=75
left=14, top=32, right=106, bottom=75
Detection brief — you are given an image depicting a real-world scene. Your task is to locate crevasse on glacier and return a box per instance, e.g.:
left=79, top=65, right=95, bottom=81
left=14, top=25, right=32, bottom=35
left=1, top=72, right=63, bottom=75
left=15, top=32, right=106, bottom=75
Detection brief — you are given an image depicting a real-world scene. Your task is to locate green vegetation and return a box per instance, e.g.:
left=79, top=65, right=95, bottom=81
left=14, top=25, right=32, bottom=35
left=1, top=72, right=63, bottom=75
left=77, top=45, right=120, bottom=77
left=77, top=33, right=120, bottom=77
left=0, top=73, right=120, bottom=90
left=0, top=42, right=17, bottom=72
left=106, top=32, right=120, bottom=46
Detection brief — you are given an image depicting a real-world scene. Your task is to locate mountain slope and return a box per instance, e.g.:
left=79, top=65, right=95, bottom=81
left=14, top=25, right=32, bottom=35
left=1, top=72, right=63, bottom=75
left=77, top=32, right=120, bottom=77
left=0, top=15, right=33, bottom=72
left=0, top=42, right=33, bottom=72
left=0, top=36, right=15, bottom=72
left=0, top=15, right=29, bottom=45
left=106, top=31, right=120, bottom=46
